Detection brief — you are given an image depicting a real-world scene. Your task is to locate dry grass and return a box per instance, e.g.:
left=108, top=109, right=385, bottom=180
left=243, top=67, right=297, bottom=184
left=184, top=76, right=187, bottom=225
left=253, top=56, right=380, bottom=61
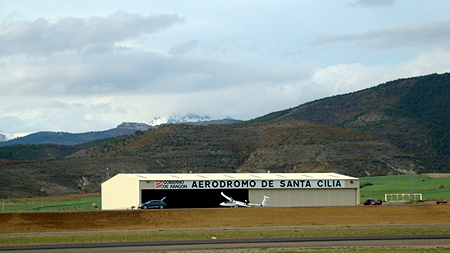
left=1, top=205, right=450, bottom=234
left=423, top=173, right=450, bottom=179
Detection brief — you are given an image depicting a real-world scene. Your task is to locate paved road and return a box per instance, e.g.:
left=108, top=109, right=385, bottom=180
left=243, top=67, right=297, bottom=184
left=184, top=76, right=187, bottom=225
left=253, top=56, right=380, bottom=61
left=1, top=234, right=450, bottom=252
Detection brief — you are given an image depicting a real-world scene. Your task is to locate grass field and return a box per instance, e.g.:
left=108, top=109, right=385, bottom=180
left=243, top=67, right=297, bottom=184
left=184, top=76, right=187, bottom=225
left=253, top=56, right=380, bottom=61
left=0, top=195, right=101, bottom=212
left=359, top=173, right=450, bottom=202
left=1, top=225, right=449, bottom=246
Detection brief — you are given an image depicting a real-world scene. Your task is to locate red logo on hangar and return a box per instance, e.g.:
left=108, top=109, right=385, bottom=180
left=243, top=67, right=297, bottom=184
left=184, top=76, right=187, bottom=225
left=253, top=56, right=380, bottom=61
left=155, top=180, right=164, bottom=189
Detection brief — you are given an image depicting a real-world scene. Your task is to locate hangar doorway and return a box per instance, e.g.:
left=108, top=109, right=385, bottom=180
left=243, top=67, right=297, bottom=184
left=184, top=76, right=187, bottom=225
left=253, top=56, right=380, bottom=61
left=141, top=189, right=248, bottom=208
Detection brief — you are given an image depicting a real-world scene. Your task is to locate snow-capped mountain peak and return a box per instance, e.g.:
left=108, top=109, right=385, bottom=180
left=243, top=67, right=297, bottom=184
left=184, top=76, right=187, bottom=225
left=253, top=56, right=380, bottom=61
left=0, top=130, right=8, bottom=142
left=149, top=114, right=211, bottom=126
left=0, top=131, right=7, bottom=142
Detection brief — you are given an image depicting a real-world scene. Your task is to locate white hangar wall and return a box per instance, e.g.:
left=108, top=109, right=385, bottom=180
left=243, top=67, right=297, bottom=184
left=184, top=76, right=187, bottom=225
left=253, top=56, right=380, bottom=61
left=250, top=188, right=357, bottom=207
left=101, top=174, right=141, bottom=210
left=101, top=173, right=360, bottom=210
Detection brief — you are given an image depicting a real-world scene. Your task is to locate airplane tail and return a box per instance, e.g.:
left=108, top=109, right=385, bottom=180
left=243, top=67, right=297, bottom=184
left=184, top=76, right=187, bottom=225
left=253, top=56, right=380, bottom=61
left=261, top=196, right=270, bottom=207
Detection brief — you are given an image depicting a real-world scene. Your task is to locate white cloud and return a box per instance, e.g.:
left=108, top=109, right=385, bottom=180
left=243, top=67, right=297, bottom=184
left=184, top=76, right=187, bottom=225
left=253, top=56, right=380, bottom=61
left=0, top=11, right=184, bottom=56
left=395, top=49, right=450, bottom=77
left=313, top=20, right=450, bottom=50
left=1, top=48, right=450, bottom=134
left=169, top=39, right=198, bottom=56
left=2, top=45, right=311, bottom=98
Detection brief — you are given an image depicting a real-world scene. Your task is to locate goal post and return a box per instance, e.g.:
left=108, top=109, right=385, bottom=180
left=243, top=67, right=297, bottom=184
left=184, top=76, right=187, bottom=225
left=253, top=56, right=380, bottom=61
left=384, top=193, right=422, bottom=202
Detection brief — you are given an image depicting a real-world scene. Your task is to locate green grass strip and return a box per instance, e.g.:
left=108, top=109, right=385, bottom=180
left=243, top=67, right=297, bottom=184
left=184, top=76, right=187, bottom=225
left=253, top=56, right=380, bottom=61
left=1, top=224, right=449, bottom=246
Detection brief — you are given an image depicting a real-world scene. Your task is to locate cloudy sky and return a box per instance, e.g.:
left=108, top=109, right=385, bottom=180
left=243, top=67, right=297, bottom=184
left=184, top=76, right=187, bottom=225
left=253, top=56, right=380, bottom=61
left=1, top=0, right=450, bottom=138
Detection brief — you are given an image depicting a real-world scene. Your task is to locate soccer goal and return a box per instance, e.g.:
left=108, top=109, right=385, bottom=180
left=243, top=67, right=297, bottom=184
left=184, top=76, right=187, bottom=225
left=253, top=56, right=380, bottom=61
left=384, top=193, right=422, bottom=202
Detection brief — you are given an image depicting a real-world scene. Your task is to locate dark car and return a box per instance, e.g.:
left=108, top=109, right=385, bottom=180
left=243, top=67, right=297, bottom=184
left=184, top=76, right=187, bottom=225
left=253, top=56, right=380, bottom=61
left=364, top=198, right=382, bottom=205
left=138, top=198, right=167, bottom=209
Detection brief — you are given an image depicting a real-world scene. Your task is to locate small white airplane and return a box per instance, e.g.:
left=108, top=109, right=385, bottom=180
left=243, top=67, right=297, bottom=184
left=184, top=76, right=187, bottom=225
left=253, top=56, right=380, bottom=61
left=220, top=192, right=269, bottom=208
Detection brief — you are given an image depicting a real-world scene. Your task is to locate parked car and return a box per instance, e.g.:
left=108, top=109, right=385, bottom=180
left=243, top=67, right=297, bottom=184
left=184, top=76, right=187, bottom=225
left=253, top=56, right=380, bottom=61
left=364, top=198, right=382, bottom=205
left=138, top=197, right=167, bottom=209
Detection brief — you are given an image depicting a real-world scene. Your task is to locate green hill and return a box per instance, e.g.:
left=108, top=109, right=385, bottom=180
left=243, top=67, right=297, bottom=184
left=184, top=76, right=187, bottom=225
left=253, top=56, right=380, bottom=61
left=260, top=73, right=450, bottom=165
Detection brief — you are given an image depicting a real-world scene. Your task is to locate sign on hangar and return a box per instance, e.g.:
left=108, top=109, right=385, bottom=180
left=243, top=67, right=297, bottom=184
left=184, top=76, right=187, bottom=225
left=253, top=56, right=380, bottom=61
left=101, top=173, right=359, bottom=210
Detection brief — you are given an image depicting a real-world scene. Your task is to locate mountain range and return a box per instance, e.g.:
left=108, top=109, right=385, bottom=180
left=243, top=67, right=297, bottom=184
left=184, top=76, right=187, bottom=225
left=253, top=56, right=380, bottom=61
left=0, top=72, right=449, bottom=198
left=0, top=115, right=240, bottom=146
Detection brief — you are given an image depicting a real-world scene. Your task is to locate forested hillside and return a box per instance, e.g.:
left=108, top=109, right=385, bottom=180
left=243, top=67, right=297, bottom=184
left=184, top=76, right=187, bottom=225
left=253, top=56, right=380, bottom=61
left=257, top=73, right=450, bottom=159
left=392, top=74, right=450, bottom=156
left=1, top=73, right=449, bottom=197
left=0, top=121, right=417, bottom=197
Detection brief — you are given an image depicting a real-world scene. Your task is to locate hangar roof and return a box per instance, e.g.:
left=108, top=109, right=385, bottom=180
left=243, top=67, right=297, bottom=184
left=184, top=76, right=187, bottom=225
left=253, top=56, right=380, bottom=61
left=116, top=173, right=358, bottom=181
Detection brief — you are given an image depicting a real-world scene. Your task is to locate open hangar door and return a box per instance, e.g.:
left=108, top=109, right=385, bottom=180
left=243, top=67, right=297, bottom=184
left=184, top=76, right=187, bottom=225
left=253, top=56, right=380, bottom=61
left=141, top=189, right=248, bottom=208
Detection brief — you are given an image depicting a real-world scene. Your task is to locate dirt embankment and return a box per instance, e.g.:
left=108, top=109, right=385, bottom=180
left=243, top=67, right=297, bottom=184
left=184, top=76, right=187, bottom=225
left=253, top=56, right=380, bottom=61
left=1, top=205, right=450, bottom=234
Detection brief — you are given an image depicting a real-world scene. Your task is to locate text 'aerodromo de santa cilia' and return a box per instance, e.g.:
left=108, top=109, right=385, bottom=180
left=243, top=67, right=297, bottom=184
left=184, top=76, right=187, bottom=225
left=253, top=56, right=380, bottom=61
left=156, top=180, right=345, bottom=189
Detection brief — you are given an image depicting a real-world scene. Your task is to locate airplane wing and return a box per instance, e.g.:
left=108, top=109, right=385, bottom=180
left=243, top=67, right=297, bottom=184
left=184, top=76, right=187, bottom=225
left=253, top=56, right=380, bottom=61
left=221, top=192, right=247, bottom=207
left=221, top=192, right=232, bottom=201
left=220, top=192, right=268, bottom=207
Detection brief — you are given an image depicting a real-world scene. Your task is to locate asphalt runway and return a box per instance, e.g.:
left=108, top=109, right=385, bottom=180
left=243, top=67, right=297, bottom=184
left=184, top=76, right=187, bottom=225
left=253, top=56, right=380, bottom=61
left=1, top=234, right=449, bottom=252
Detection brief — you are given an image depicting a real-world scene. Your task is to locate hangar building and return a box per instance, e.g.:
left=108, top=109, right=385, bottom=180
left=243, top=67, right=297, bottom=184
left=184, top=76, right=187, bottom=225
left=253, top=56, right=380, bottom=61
left=101, top=173, right=359, bottom=210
